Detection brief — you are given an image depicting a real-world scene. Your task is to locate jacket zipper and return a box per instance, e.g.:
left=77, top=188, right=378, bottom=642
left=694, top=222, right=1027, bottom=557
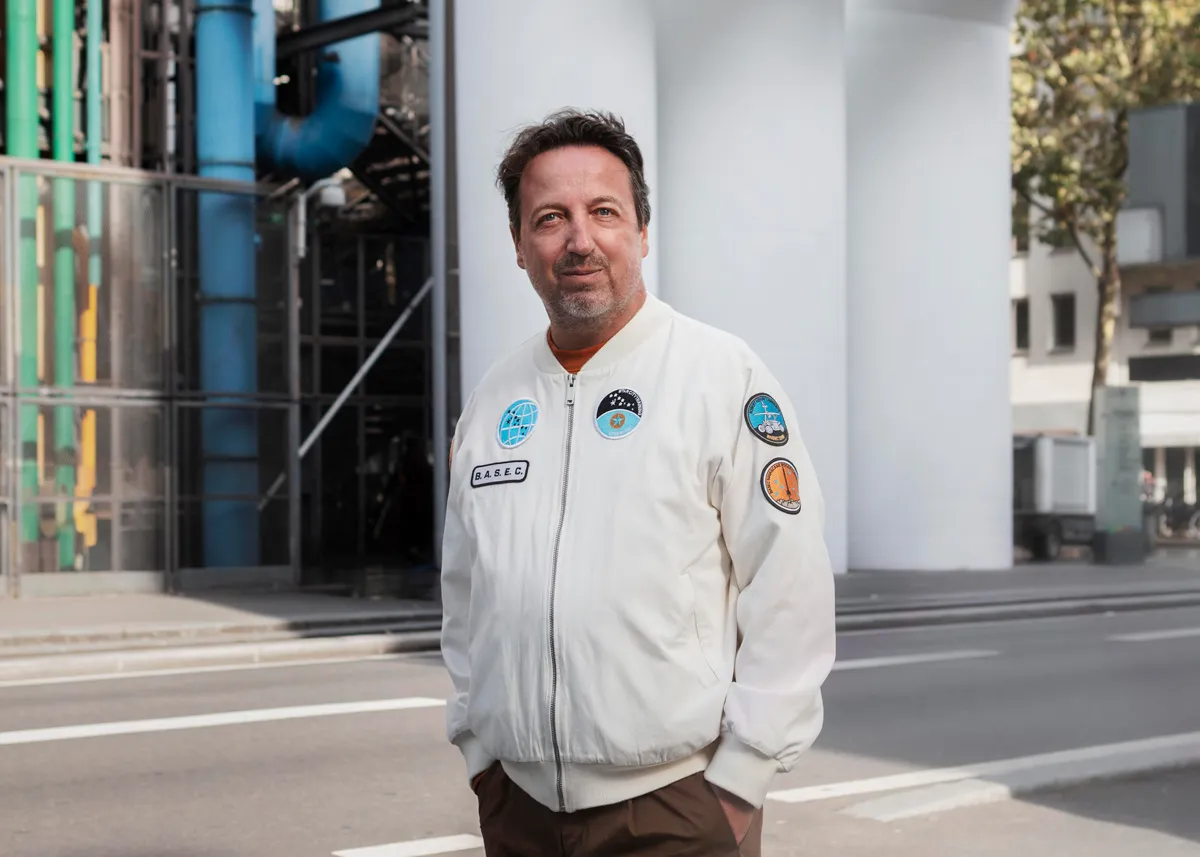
left=548, top=372, right=576, bottom=812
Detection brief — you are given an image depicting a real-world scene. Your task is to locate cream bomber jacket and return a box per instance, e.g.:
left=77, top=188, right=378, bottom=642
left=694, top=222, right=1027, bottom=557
left=440, top=293, right=836, bottom=813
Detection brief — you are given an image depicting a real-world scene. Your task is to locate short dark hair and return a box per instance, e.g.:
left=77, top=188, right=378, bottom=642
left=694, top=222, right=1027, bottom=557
left=496, top=108, right=651, bottom=236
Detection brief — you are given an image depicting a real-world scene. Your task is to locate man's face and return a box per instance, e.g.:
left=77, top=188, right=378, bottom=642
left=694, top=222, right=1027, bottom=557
left=512, top=145, right=649, bottom=328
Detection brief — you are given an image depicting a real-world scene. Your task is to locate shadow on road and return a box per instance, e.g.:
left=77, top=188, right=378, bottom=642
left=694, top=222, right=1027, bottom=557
left=1018, top=766, right=1200, bottom=846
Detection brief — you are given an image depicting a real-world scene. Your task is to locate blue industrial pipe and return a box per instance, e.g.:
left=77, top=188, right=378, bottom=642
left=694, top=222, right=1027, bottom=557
left=196, top=0, right=260, bottom=568
left=254, top=0, right=381, bottom=181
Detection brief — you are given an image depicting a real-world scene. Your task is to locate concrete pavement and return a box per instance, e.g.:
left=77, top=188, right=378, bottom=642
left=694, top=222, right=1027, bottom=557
left=3, top=605, right=1200, bottom=855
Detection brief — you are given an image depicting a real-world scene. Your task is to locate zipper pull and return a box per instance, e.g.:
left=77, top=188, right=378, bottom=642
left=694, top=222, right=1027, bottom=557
left=565, top=374, right=577, bottom=405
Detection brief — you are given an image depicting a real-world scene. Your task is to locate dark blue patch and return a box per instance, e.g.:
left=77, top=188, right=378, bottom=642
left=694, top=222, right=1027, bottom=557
left=595, top=388, right=643, bottom=440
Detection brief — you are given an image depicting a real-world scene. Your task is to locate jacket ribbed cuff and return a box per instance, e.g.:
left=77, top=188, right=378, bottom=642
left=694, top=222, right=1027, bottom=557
left=454, top=731, right=496, bottom=782
left=704, top=734, right=780, bottom=809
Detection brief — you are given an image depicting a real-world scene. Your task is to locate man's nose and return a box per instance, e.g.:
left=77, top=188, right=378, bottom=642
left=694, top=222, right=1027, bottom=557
left=565, top=221, right=596, bottom=256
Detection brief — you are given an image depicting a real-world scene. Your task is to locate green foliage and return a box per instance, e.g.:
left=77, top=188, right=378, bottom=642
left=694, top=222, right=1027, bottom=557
left=1011, top=1, right=1200, bottom=270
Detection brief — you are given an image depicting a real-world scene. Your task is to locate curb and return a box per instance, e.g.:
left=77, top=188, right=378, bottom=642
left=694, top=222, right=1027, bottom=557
left=838, top=731, right=1200, bottom=822
left=1, top=619, right=445, bottom=659
left=0, top=610, right=444, bottom=652
left=0, top=630, right=443, bottom=684
left=836, top=590, right=1200, bottom=631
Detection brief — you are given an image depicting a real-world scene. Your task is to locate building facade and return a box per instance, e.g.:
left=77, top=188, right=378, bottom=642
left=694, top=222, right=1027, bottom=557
left=1011, top=103, right=1200, bottom=509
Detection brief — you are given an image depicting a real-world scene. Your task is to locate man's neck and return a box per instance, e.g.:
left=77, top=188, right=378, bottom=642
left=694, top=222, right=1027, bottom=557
left=549, top=289, right=647, bottom=351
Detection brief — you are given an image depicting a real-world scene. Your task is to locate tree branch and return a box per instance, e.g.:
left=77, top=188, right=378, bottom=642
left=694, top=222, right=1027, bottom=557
left=1013, top=183, right=1102, bottom=277
left=1066, top=222, right=1102, bottom=280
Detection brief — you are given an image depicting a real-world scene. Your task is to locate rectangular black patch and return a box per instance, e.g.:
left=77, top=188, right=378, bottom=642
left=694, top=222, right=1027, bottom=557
left=470, top=460, right=530, bottom=488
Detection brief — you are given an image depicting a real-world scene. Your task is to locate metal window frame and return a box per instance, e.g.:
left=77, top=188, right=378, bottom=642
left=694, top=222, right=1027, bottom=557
left=0, top=157, right=295, bottom=591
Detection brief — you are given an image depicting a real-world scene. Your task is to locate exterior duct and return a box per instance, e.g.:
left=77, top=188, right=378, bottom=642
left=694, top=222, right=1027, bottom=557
left=254, top=0, right=382, bottom=181
left=196, top=0, right=261, bottom=568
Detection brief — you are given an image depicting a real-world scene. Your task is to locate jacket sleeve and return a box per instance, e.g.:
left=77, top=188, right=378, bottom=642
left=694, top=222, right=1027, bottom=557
left=441, top=419, right=497, bottom=783
left=703, top=353, right=837, bottom=808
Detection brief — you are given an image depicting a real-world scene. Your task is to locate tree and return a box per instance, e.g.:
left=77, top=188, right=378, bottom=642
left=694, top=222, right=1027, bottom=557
left=1010, top=1, right=1200, bottom=434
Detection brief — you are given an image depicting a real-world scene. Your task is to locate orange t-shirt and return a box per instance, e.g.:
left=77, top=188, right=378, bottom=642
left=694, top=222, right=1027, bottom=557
left=547, top=331, right=606, bottom=374
left=450, top=332, right=607, bottom=469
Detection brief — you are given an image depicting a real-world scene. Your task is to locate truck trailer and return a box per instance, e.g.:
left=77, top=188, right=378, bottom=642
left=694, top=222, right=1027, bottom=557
left=1013, top=434, right=1097, bottom=561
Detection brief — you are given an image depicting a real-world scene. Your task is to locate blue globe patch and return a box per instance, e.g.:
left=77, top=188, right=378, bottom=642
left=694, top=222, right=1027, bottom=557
left=595, top=388, right=643, bottom=440
left=497, top=398, right=539, bottom=449
left=744, top=393, right=788, bottom=446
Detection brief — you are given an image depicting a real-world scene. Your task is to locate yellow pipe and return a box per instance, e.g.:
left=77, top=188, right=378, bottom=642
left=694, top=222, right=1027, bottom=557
left=76, top=285, right=99, bottom=546
left=35, top=0, right=45, bottom=89
left=74, top=409, right=97, bottom=547
left=80, top=284, right=97, bottom=381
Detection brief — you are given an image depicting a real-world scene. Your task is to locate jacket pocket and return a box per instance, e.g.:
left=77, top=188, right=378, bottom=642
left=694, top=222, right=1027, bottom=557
left=682, top=573, right=721, bottom=685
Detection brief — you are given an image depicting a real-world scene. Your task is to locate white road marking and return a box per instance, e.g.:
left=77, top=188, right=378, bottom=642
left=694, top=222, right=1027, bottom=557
left=1109, top=627, right=1200, bottom=643
left=768, top=729, right=1200, bottom=806
left=0, top=644, right=994, bottom=690
left=0, top=697, right=446, bottom=746
left=333, top=835, right=484, bottom=857
left=832, top=649, right=998, bottom=671
left=0, top=654, right=407, bottom=689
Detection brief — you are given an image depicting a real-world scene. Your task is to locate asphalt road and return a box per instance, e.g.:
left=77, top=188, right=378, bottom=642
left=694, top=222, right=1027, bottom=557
left=3, top=606, right=1200, bottom=857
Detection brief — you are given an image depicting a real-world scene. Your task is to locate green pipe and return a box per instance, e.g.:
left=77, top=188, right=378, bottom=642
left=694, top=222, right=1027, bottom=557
left=87, top=0, right=103, bottom=232
left=6, top=0, right=40, bottom=547
left=52, top=0, right=77, bottom=569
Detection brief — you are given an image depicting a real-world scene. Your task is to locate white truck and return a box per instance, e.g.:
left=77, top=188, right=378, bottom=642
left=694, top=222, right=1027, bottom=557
left=1013, top=434, right=1097, bottom=561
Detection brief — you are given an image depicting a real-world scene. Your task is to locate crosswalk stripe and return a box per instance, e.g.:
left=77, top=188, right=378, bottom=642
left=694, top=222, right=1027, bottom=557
left=0, top=697, right=446, bottom=746
left=1109, top=627, right=1200, bottom=642
left=833, top=649, right=998, bottom=671
left=333, top=835, right=484, bottom=857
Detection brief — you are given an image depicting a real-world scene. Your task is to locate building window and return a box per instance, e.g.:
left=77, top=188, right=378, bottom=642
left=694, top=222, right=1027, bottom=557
left=1050, top=292, right=1076, bottom=351
left=1148, top=327, right=1173, bottom=346
left=1012, top=298, right=1030, bottom=353
left=1145, top=286, right=1173, bottom=346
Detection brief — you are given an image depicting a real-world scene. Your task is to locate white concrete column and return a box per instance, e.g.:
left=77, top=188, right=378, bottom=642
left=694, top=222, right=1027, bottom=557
left=453, top=0, right=658, bottom=397
left=847, top=0, right=1018, bottom=570
left=653, top=0, right=848, bottom=572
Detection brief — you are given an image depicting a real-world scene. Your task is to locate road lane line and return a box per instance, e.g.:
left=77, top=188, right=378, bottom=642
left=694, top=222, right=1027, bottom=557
left=767, top=729, right=1200, bottom=805
left=832, top=649, right=998, bottom=671
left=0, top=697, right=446, bottom=746
left=0, top=645, right=995, bottom=690
left=0, top=654, right=410, bottom=689
left=333, top=836, right=484, bottom=857
left=1109, top=627, right=1200, bottom=642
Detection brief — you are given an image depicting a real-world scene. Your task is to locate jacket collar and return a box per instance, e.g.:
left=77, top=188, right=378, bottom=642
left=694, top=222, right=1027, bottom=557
left=532, top=291, right=672, bottom=376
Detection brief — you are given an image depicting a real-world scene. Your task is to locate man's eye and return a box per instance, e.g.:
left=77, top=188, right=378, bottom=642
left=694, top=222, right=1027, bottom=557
left=539, top=213, right=560, bottom=224
left=596, top=208, right=614, bottom=216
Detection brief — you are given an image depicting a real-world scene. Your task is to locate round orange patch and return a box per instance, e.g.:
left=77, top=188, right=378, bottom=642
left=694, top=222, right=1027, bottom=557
left=761, top=458, right=802, bottom=515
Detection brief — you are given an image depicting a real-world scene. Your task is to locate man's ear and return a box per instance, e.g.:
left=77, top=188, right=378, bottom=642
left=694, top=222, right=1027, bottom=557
left=511, top=224, right=527, bottom=270
left=641, top=224, right=649, bottom=259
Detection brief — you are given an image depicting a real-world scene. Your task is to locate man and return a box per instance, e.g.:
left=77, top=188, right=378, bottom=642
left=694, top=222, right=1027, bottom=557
left=441, top=108, right=836, bottom=856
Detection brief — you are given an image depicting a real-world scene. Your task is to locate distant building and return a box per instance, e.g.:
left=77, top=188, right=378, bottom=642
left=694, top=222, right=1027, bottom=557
left=1011, top=103, right=1200, bottom=505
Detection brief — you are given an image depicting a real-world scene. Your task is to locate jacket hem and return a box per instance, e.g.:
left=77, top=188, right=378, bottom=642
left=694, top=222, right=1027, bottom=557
left=502, top=744, right=716, bottom=813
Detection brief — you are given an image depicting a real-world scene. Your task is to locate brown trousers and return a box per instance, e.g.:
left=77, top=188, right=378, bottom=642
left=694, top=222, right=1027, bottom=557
left=476, top=765, right=763, bottom=857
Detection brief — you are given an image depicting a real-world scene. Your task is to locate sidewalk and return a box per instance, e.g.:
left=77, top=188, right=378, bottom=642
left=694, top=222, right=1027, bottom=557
left=0, top=591, right=442, bottom=656
left=3, top=553, right=1200, bottom=682
left=837, top=553, right=1200, bottom=611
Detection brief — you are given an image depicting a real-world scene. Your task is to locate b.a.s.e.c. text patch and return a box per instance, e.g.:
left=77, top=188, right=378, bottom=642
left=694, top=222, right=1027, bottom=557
left=471, top=461, right=529, bottom=488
